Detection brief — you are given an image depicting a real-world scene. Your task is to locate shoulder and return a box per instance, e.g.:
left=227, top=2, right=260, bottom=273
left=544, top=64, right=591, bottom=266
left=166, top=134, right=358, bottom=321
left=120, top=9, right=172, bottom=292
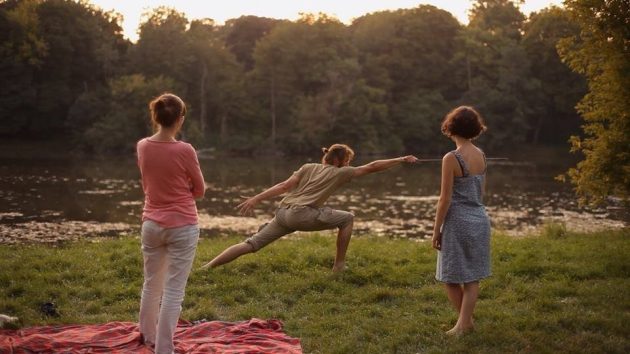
left=292, top=163, right=315, bottom=176
left=442, top=151, right=456, bottom=162
left=136, top=138, right=150, bottom=155
left=300, top=163, right=317, bottom=171
left=441, top=152, right=459, bottom=170
left=136, top=137, right=148, bottom=148
left=337, top=165, right=356, bottom=180
left=177, top=141, right=197, bottom=154
left=339, top=166, right=356, bottom=173
left=169, top=142, right=198, bottom=162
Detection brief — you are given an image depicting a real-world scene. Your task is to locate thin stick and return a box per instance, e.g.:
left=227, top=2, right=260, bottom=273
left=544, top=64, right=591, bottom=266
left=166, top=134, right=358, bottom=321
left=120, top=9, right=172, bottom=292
left=414, top=158, right=509, bottom=163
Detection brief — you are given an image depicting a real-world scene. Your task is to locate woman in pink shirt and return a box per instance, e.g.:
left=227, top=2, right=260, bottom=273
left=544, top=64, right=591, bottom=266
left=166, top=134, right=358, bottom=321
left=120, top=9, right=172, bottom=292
left=136, top=93, right=205, bottom=354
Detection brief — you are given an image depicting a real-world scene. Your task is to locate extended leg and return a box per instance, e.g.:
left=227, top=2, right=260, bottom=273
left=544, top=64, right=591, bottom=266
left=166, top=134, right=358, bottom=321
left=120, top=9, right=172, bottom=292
left=201, top=242, right=254, bottom=269
left=201, top=217, right=292, bottom=269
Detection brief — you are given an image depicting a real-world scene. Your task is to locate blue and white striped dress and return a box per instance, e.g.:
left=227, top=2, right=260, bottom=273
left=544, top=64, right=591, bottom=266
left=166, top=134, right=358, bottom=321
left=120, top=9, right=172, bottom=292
left=436, top=151, right=491, bottom=283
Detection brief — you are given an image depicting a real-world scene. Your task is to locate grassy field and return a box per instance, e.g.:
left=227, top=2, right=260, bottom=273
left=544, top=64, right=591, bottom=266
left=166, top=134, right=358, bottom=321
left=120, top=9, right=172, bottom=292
left=0, top=227, right=628, bottom=353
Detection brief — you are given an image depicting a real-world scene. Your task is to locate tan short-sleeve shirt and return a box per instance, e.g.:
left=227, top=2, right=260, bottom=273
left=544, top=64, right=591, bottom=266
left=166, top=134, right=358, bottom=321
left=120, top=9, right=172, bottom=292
left=279, top=163, right=355, bottom=207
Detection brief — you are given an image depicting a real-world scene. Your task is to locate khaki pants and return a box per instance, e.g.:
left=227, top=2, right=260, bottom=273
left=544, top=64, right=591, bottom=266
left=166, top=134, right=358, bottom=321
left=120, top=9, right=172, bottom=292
left=245, top=206, right=354, bottom=251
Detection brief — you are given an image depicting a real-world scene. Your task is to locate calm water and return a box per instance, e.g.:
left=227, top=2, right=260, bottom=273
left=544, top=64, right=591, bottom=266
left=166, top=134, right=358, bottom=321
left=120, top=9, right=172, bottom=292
left=0, top=150, right=627, bottom=243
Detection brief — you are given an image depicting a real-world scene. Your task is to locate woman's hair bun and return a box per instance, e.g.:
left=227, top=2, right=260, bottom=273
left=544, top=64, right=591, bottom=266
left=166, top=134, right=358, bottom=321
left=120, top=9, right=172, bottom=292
left=154, top=99, right=166, bottom=111
left=149, top=93, right=186, bottom=128
left=322, top=147, right=329, bottom=154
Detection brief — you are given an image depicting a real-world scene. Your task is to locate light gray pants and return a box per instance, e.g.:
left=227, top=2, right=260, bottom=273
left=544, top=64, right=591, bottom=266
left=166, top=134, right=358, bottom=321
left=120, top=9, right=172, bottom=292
left=139, top=220, right=199, bottom=354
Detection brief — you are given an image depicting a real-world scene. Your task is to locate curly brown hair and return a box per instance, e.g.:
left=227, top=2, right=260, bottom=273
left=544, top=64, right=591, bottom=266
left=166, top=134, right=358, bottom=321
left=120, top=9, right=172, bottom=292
left=441, top=106, right=487, bottom=139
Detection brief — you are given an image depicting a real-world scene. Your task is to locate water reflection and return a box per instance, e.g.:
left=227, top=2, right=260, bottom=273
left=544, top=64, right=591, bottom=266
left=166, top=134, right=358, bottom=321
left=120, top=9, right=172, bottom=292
left=0, top=152, right=627, bottom=243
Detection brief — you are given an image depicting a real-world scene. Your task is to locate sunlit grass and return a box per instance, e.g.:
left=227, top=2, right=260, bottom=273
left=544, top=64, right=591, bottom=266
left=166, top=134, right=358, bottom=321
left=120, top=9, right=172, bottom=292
left=1, top=229, right=628, bottom=353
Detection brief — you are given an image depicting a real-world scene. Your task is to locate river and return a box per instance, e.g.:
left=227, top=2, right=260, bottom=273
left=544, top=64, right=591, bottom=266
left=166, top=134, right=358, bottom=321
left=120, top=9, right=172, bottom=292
left=0, top=149, right=627, bottom=243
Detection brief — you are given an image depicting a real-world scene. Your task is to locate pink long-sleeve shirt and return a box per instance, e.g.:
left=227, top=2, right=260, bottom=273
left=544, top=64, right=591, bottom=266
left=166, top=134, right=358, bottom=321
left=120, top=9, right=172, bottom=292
left=137, top=138, right=205, bottom=228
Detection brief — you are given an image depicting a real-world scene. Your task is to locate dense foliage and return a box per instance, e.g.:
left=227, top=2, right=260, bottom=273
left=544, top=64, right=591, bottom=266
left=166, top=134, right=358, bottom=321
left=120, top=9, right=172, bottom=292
left=557, top=0, right=630, bottom=205
left=1, top=0, right=589, bottom=155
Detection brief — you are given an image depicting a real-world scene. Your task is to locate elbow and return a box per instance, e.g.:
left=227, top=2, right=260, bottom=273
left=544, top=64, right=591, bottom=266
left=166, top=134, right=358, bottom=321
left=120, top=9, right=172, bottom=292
left=279, top=182, right=293, bottom=194
left=193, top=184, right=206, bottom=199
left=364, top=164, right=380, bottom=174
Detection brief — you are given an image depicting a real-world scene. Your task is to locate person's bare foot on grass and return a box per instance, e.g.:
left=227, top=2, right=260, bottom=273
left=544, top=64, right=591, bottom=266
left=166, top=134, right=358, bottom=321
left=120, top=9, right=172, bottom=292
left=332, top=262, right=346, bottom=272
left=445, top=324, right=474, bottom=336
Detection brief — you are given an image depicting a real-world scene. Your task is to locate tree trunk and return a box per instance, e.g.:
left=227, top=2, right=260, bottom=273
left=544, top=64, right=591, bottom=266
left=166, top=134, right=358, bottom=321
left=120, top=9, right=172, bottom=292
left=466, top=51, right=472, bottom=91
left=270, top=70, right=277, bottom=146
left=532, top=115, right=543, bottom=145
left=199, top=61, right=208, bottom=135
left=220, top=113, right=228, bottom=143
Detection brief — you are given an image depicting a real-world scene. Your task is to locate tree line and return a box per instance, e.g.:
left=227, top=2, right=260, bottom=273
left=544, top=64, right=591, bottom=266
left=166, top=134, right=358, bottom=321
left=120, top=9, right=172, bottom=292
left=1, top=0, right=586, bottom=154
left=0, top=0, right=627, bottom=203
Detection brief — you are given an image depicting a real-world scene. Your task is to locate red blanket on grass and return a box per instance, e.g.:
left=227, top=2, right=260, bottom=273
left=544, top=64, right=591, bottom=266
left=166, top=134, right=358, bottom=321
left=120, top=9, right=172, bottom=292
left=0, top=318, right=302, bottom=353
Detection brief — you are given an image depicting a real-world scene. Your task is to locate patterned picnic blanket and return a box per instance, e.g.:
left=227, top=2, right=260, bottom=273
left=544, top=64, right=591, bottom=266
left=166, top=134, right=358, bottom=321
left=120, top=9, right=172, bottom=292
left=0, top=318, right=302, bottom=353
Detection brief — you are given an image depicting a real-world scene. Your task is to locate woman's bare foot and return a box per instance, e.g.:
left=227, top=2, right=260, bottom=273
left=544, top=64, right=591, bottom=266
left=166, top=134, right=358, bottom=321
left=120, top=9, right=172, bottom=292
left=445, top=324, right=474, bottom=336
left=332, top=262, right=346, bottom=272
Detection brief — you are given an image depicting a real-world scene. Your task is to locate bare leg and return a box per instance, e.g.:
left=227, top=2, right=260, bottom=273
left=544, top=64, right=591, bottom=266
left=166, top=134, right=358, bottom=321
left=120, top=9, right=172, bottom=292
left=445, top=283, right=463, bottom=312
left=200, top=242, right=254, bottom=269
left=447, top=281, right=479, bottom=335
left=332, top=218, right=353, bottom=272
left=458, top=282, right=479, bottom=329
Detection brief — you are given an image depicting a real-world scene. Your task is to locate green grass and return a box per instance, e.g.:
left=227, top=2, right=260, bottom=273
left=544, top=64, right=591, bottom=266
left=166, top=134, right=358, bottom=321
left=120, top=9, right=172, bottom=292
left=1, top=229, right=629, bottom=353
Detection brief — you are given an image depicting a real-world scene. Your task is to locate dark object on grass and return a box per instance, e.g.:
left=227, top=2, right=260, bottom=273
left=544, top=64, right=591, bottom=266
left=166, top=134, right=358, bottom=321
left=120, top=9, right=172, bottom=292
left=40, top=302, right=59, bottom=317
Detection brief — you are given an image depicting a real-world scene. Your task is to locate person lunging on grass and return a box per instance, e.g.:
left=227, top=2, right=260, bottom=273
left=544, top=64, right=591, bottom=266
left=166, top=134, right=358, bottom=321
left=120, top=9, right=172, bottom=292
left=201, top=144, right=418, bottom=272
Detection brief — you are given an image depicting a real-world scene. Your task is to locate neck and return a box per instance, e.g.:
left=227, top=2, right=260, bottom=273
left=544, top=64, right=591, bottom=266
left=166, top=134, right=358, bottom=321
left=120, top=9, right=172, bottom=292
left=323, top=161, right=343, bottom=167
left=152, top=126, right=178, bottom=142
left=453, top=136, right=472, bottom=149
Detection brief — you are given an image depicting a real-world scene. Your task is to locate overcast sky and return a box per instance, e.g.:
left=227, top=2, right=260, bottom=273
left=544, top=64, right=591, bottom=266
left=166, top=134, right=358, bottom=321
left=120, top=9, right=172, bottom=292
left=88, top=0, right=565, bottom=42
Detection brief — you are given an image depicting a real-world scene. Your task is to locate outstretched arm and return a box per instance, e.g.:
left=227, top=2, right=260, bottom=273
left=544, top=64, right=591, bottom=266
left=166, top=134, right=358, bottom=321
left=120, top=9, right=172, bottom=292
left=237, top=174, right=301, bottom=214
left=353, top=155, right=419, bottom=177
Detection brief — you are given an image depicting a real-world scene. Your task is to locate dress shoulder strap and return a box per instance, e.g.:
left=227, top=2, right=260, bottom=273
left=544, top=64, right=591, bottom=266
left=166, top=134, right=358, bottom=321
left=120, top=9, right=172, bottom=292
left=451, top=150, right=469, bottom=177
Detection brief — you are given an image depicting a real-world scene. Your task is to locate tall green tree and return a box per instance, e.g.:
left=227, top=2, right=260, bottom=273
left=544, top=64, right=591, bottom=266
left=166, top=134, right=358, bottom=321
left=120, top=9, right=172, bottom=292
left=252, top=14, right=392, bottom=152
left=129, top=9, right=249, bottom=148
left=221, top=15, right=283, bottom=71
left=0, top=0, right=47, bottom=136
left=522, top=6, right=586, bottom=145
left=186, top=19, right=250, bottom=147
left=69, top=74, right=179, bottom=154
left=558, top=0, right=630, bottom=204
left=0, top=0, right=127, bottom=137
left=127, top=7, right=189, bottom=82
left=35, top=0, right=126, bottom=135
left=458, top=0, right=538, bottom=148
left=351, top=6, right=461, bottom=152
